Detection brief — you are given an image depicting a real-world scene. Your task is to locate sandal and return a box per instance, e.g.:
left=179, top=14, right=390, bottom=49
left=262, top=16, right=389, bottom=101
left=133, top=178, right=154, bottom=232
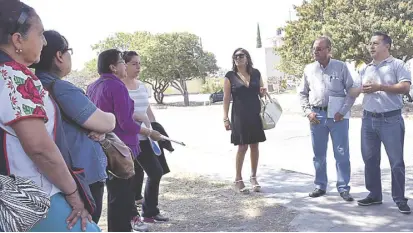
left=250, top=176, right=261, bottom=192
left=234, top=180, right=250, bottom=194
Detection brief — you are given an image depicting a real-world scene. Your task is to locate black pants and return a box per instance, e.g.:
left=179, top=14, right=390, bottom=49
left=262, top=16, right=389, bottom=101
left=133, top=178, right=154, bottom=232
left=89, top=181, right=105, bottom=224
left=107, top=175, right=138, bottom=232
left=133, top=140, right=164, bottom=217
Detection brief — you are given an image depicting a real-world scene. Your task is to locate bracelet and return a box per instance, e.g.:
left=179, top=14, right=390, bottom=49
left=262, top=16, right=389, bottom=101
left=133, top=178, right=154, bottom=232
left=64, top=188, right=78, bottom=197
left=223, top=118, right=229, bottom=122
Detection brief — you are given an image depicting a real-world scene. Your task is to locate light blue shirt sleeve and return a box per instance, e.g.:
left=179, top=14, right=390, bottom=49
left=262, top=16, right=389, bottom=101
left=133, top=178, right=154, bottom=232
left=339, top=64, right=356, bottom=115
left=54, top=80, right=97, bottom=125
left=395, top=61, right=411, bottom=83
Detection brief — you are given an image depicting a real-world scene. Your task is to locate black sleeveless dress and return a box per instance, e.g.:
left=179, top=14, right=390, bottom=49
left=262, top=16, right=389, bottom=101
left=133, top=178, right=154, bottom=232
left=225, top=69, right=266, bottom=145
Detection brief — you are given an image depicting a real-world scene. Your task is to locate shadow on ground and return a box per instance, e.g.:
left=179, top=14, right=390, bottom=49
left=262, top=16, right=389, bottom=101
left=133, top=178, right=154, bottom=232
left=152, top=101, right=223, bottom=108
left=252, top=165, right=413, bottom=232
left=99, top=174, right=297, bottom=232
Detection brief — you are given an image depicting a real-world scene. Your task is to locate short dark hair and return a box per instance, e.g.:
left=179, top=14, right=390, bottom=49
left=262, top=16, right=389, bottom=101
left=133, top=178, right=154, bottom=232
left=373, top=31, right=392, bottom=47
left=122, top=51, right=139, bottom=63
left=31, top=30, right=69, bottom=71
left=0, top=0, right=37, bottom=45
left=97, top=49, right=122, bottom=75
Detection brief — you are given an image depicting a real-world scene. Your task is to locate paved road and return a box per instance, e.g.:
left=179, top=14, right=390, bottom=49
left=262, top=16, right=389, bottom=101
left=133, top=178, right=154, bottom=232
left=152, top=93, right=413, bottom=231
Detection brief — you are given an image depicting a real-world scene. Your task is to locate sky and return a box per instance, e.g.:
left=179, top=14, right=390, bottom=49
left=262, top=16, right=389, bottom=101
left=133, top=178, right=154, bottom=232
left=22, top=0, right=303, bottom=71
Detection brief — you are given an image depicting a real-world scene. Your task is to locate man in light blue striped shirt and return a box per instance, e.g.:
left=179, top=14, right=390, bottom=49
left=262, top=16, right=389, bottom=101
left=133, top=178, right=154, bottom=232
left=350, top=32, right=411, bottom=214
left=298, top=36, right=356, bottom=201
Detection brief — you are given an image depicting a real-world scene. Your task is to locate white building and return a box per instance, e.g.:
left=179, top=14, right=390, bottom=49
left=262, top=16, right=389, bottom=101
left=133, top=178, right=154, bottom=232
left=250, top=28, right=290, bottom=91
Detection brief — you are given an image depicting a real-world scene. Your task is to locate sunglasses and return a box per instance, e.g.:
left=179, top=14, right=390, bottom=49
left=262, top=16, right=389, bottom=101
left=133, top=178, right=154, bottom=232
left=234, top=54, right=246, bottom=59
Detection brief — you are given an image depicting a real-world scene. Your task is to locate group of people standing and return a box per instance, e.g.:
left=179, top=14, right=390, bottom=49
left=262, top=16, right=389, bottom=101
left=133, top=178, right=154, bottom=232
left=299, top=33, right=411, bottom=214
left=1, top=1, right=411, bottom=233
left=221, top=33, right=412, bottom=216
left=0, top=1, right=169, bottom=232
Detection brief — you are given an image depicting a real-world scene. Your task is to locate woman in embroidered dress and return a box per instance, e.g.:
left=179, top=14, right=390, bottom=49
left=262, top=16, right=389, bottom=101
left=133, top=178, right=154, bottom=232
left=0, top=1, right=99, bottom=232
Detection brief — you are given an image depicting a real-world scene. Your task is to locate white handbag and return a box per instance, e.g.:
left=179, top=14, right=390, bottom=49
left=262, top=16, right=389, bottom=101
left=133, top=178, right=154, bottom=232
left=260, top=93, right=283, bottom=130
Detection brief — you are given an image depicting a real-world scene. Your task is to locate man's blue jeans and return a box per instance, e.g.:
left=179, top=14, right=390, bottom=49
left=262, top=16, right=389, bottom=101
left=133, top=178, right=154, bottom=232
left=310, top=109, right=351, bottom=193
left=361, top=111, right=407, bottom=204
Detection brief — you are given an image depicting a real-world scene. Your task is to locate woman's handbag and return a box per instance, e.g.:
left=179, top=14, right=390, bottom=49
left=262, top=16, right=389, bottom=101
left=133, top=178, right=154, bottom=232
left=0, top=174, right=51, bottom=232
left=260, top=92, right=283, bottom=130
left=50, top=79, right=135, bottom=180
left=99, top=132, right=135, bottom=179
left=0, top=126, right=50, bottom=232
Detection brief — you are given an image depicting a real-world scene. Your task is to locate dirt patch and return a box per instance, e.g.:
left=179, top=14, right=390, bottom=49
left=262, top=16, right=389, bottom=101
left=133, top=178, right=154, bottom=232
left=98, top=173, right=297, bottom=232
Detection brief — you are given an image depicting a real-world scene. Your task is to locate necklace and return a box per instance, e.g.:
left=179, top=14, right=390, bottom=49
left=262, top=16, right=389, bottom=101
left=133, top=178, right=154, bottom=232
left=237, top=72, right=250, bottom=87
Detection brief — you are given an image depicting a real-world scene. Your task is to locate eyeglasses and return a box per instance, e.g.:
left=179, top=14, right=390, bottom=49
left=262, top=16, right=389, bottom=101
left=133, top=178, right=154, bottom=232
left=312, top=47, right=329, bottom=52
left=63, top=48, right=73, bottom=55
left=234, top=54, right=246, bottom=59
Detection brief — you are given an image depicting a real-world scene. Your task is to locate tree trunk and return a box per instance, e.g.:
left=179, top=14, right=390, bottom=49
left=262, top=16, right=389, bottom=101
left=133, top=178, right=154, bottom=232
left=180, top=79, right=190, bottom=106
left=183, top=91, right=189, bottom=106
left=154, top=90, right=164, bottom=104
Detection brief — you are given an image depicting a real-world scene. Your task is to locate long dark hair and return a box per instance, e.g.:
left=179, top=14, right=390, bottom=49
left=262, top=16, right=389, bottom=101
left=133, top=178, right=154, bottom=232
left=232, top=48, right=253, bottom=75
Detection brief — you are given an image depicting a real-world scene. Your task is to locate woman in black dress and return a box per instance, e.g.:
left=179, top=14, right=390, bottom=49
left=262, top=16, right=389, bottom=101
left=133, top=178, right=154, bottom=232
left=223, top=48, right=267, bottom=193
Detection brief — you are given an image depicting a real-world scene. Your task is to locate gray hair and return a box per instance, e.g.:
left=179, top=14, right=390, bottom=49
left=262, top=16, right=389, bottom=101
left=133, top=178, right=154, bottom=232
left=315, top=36, right=332, bottom=49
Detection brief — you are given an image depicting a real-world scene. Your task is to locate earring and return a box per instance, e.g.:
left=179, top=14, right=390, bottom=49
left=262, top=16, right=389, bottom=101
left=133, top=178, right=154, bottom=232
left=15, top=49, right=22, bottom=53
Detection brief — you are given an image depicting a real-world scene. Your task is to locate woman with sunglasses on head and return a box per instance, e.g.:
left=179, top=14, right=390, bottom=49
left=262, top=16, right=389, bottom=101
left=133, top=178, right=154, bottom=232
left=87, top=49, right=162, bottom=232
left=0, top=1, right=99, bottom=231
left=223, top=48, right=267, bottom=194
left=122, top=51, right=169, bottom=224
left=32, top=30, right=116, bottom=225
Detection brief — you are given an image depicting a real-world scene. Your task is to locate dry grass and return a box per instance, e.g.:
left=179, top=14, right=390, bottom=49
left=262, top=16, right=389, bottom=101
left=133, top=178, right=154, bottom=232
left=98, top=173, right=297, bottom=232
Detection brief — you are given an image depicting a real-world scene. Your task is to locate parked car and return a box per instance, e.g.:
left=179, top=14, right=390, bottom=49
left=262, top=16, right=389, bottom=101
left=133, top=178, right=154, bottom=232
left=403, top=92, right=413, bottom=104
left=402, top=84, right=413, bottom=104
left=209, top=90, right=232, bottom=103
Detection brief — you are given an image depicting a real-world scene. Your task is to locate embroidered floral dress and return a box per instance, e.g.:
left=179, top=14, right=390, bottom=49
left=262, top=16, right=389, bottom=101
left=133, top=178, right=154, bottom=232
left=0, top=60, right=61, bottom=196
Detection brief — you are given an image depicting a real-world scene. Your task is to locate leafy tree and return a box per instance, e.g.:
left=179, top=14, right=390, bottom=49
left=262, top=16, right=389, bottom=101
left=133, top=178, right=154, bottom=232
left=85, top=31, right=218, bottom=105
left=149, top=32, right=218, bottom=106
left=66, top=69, right=97, bottom=91
left=277, top=0, right=413, bottom=77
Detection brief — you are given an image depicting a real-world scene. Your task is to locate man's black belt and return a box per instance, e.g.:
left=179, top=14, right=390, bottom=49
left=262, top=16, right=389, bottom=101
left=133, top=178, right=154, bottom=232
left=312, top=106, right=328, bottom=111
left=363, top=109, right=401, bottom=118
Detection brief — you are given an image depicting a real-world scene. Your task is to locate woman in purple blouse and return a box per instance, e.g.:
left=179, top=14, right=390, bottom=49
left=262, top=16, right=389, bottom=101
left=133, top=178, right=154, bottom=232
left=87, top=49, right=162, bottom=232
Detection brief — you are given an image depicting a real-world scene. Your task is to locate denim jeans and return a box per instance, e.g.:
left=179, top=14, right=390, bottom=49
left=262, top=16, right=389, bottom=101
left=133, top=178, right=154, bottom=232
left=310, top=109, right=351, bottom=193
left=30, top=193, right=100, bottom=232
left=361, top=111, right=407, bottom=204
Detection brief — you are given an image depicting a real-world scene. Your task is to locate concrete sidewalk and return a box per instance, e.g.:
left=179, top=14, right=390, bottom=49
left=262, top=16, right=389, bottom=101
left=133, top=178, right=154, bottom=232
left=156, top=103, right=413, bottom=232
left=166, top=149, right=413, bottom=232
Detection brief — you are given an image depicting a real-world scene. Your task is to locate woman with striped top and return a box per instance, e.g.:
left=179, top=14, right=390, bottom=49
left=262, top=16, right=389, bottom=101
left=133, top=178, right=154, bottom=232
left=122, top=51, right=169, bottom=223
